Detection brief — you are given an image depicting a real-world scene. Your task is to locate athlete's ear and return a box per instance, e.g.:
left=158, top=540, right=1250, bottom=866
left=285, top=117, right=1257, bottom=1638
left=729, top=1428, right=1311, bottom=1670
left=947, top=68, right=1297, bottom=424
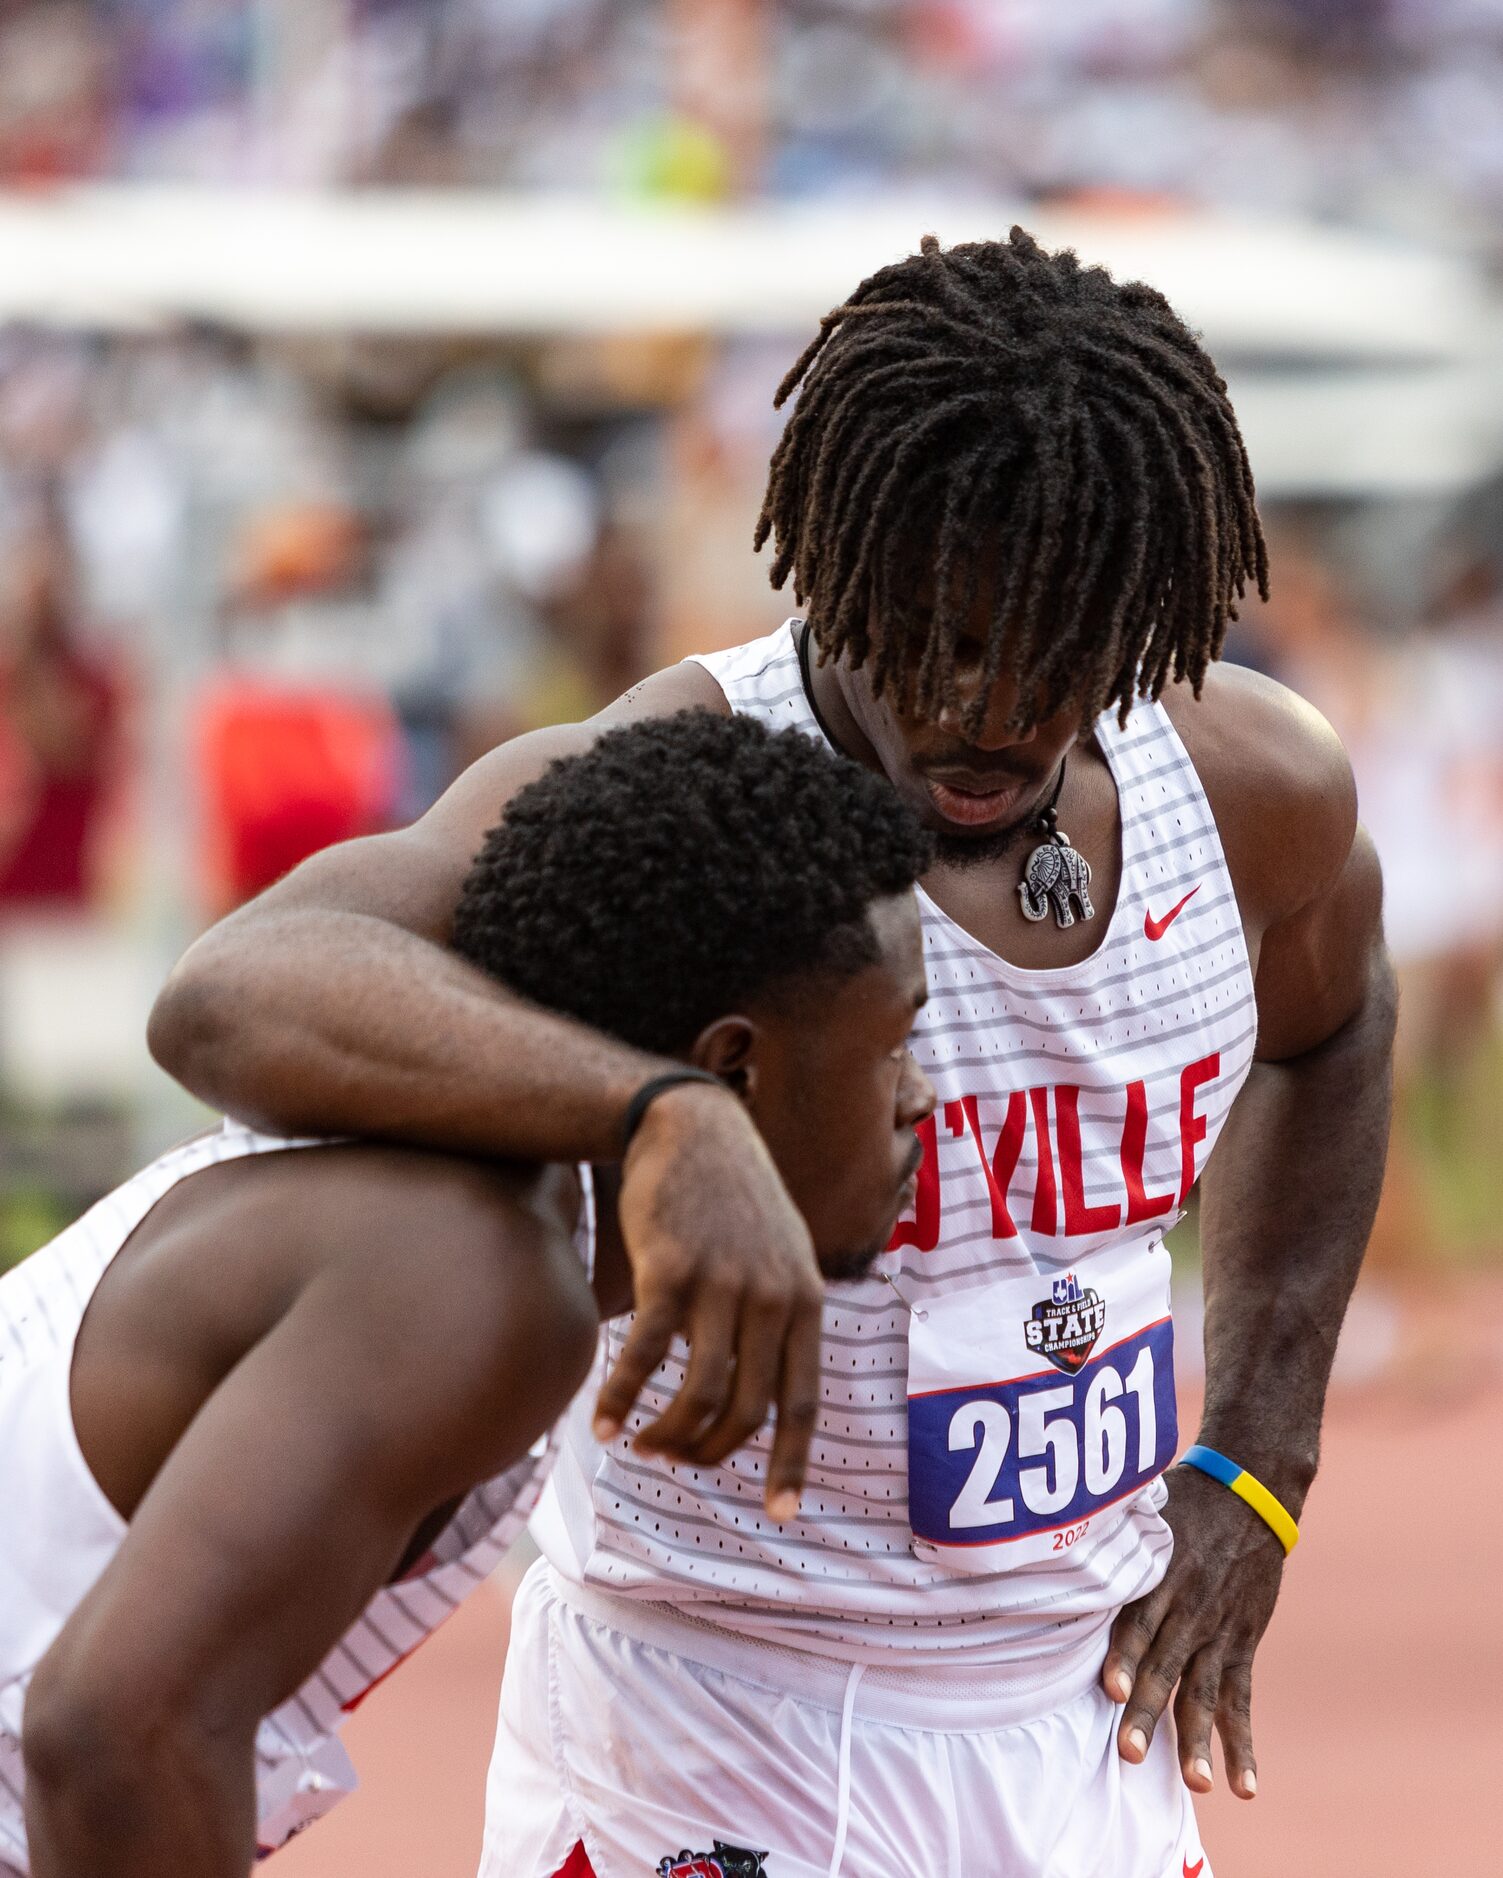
left=688, top=1015, right=759, bottom=1106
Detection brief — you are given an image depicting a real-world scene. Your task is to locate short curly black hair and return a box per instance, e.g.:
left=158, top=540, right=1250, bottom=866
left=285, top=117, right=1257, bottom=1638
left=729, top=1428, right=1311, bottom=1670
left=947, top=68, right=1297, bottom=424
left=451, top=710, right=934, bottom=1054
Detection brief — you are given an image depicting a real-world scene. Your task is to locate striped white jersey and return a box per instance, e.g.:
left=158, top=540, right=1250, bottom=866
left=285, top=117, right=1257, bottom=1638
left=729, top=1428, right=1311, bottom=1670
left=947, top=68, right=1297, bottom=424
left=535, top=620, right=1256, bottom=1678
left=0, top=1120, right=591, bottom=1870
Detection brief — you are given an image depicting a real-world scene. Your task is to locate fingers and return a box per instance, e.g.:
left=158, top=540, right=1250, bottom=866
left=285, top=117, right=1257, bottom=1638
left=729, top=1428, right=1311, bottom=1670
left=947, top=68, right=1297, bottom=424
left=593, top=1265, right=822, bottom=1522
left=1103, top=1584, right=1172, bottom=1707
left=1114, top=1610, right=1197, bottom=1766
left=609, top=1091, right=821, bottom=1484
left=593, top=1285, right=687, bottom=1442
left=682, top=1297, right=787, bottom=1471
left=1215, top=1657, right=1258, bottom=1800
left=686, top=1272, right=825, bottom=1480
left=764, top=1299, right=824, bottom=1522
left=1101, top=1468, right=1275, bottom=1794
left=1108, top=1607, right=1259, bottom=1799
left=631, top=1283, right=740, bottom=1459
left=1172, top=1646, right=1223, bottom=1794
left=597, top=1281, right=820, bottom=1521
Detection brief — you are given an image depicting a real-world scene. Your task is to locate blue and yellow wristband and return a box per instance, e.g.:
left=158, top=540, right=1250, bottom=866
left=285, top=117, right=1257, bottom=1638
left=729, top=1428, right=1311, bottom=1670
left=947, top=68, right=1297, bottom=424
left=1179, top=1445, right=1300, bottom=1556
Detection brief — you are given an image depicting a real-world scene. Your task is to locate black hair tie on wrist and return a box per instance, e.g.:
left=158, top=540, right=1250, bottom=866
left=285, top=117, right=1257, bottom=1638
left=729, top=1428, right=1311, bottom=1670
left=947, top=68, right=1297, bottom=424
left=621, top=1069, right=727, bottom=1155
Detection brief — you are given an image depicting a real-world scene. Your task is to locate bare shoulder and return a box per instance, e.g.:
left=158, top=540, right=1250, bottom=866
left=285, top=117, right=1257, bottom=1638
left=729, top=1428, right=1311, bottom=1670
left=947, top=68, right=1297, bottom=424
left=1160, top=662, right=1358, bottom=936
left=382, top=659, right=730, bottom=935
left=144, top=1146, right=584, bottom=1299
left=592, top=658, right=730, bottom=726
left=291, top=1150, right=598, bottom=1446
left=294, top=1146, right=584, bottom=1274
left=275, top=1150, right=595, bottom=1409
left=418, top=661, right=727, bottom=843
left=76, top=1148, right=594, bottom=1514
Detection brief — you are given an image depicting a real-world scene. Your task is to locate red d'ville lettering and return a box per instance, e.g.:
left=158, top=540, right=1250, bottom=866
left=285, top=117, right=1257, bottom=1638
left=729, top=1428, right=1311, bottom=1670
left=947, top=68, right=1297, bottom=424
left=1028, top=1085, right=1057, bottom=1236
left=1121, top=1078, right=1174, bottom=1224
left=947, top=1091, right=1026, bottom=1240
left=887, top=1056, right=1225, bottom=1254
left=1056, top=1084, right=1122, bottom=1235
left=1178, top=1052, right=1220, bottom=1203
left=888, top=1111, right=940, bottom=1252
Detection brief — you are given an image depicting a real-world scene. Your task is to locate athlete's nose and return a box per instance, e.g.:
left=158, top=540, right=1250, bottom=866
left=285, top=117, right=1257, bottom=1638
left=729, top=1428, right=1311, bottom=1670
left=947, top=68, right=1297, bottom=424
left=934, top=666, right=1039, bottom=752
left=898, top=1054, right=936, bottom=1129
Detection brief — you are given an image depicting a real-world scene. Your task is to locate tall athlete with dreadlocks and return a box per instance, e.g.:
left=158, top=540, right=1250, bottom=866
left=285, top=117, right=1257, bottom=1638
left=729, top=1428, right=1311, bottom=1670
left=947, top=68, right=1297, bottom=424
left=149, top=231, right=1394, bottom=1876
left=757, top=232, right=1266, bottom=735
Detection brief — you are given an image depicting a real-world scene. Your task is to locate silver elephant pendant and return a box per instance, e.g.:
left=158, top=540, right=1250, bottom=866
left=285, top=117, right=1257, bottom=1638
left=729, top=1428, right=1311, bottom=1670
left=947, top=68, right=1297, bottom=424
left=1018, top=831, right=1095, bottom=928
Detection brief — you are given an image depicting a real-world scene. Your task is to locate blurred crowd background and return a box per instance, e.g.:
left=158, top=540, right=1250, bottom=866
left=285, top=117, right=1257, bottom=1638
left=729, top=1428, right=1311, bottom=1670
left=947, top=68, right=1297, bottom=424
left=0, top=0, right=1498, bottom=1284
left=4, top=0, right=1503, bottom=223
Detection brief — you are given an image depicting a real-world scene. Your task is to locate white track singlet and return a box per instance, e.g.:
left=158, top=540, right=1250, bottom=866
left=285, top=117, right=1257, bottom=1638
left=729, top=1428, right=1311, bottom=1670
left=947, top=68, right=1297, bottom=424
left=534, top=620, right=1255, bottom=1687
left=0, top=1121, right=592, bottom=1871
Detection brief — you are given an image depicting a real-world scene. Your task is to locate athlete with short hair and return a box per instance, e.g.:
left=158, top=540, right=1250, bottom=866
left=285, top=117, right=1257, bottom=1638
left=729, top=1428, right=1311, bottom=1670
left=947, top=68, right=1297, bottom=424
left=1, top=713, right=935, bottom=1878
left=149, top=231, right=1396, bottom=1876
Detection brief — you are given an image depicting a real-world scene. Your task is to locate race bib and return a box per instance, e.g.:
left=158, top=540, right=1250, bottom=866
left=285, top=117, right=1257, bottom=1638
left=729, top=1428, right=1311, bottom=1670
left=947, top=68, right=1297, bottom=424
left=254, top=1732, right=357, bottom=1858
left=907, top=1237, right=1177, bottom=1571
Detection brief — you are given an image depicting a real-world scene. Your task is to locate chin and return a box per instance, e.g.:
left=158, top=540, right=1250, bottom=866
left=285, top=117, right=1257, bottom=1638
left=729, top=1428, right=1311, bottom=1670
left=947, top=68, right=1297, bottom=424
left=819, top=1240, right=889, bottom=1285
left=934, top=823, right=1036, bottom=872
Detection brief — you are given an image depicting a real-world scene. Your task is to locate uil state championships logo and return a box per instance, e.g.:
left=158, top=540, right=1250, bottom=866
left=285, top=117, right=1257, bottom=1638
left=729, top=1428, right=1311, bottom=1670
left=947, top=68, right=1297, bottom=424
left=656, top=1845, right=768, bottom=1878
left=1025, top=1270, right=1106, bottom=1375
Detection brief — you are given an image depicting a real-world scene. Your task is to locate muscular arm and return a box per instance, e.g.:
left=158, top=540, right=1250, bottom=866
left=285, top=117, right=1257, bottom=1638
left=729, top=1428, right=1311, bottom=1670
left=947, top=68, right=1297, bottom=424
left=1108, top=666, right=1396, bottom=1797
left=149, top=672, right=724, bottom=1156
left=22, top=1165, right=596, bottom=1878
left=146, top=660, right=827, bottom=1514
left=1198, top=824, right=1393, bottom=1508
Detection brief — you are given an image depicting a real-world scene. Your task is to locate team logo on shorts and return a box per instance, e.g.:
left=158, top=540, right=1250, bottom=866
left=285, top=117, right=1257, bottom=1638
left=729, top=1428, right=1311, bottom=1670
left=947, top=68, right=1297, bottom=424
left=655, top=1843, right=768, bottom=1878
left=1025, top=1271, right=1106, bottom=1375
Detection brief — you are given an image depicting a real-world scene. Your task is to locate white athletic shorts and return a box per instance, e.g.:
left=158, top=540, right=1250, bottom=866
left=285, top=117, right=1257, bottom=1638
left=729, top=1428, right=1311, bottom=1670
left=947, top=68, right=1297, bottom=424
left=480, top=1561, right=1209, bottom=1878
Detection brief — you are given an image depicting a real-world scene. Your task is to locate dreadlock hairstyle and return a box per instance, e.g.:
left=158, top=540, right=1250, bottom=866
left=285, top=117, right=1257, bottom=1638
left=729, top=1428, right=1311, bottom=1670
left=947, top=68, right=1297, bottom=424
left=755, top=227, right=1268, bottom=732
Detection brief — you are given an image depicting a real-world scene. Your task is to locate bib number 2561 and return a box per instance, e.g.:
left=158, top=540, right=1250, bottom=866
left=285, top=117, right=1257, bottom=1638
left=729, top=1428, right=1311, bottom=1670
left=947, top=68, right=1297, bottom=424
left=909, top=1321, right=1176, bottom=1549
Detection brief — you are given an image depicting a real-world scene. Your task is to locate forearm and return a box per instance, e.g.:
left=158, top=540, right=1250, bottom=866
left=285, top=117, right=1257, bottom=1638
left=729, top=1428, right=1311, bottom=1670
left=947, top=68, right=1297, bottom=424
left=25, top=1719, right=253, bottom=1878
left=1195, top=949, right=1397, bottom=1515
left=151, top=905, right=671, bottom=1159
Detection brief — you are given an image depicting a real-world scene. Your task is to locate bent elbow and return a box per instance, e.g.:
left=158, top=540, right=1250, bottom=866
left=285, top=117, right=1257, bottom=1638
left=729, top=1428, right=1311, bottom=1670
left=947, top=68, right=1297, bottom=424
left=24, top=1660, right=249, bottom=1846
left=147, top=962, right=229, bottom=1088
left=149, top=941, right=284, bottom=1126
left=23, top=1676, right=161, bottom=1827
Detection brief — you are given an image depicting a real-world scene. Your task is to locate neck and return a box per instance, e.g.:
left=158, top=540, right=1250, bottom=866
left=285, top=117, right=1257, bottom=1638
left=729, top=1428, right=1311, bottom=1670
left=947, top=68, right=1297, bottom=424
left=802, top=630, right=886, bottom=776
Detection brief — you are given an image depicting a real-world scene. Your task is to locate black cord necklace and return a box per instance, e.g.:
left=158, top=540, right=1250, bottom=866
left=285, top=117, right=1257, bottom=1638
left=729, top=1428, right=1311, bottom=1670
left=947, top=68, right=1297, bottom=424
left=1018, top=756, right=1095, bottom=928
left=796, top=619, right=842, bottom=748
left=1033, top=759, right=1067, bottom=831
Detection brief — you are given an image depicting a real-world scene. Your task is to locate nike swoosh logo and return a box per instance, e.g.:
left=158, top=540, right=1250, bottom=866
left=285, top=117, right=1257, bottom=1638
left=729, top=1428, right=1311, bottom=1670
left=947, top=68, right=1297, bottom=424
left=1144, top=885, right=1200, bottom=941
left=1183, top=1859, right=1205, bottom=1878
